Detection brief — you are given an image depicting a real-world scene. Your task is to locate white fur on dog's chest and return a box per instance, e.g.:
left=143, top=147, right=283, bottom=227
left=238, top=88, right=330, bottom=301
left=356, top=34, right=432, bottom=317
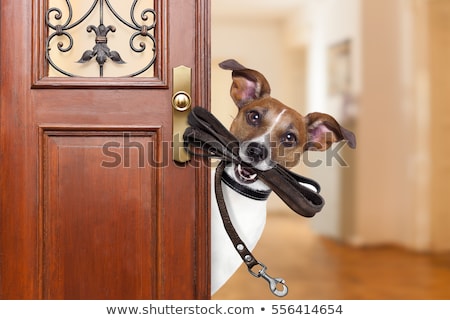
left=210, top=167, right=268, bottom=294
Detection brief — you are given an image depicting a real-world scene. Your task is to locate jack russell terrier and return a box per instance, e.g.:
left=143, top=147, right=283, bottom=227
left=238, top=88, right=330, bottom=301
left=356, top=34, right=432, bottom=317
left=210, top=59, right=356, bottom=295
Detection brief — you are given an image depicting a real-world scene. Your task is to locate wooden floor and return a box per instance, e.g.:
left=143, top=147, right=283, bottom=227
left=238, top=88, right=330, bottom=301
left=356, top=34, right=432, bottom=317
left=212, top=212, right=450, bottom=300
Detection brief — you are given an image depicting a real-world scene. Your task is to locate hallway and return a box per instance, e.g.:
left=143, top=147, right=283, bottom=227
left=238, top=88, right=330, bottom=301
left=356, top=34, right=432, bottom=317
left=213, top=212, right=450, bottom=300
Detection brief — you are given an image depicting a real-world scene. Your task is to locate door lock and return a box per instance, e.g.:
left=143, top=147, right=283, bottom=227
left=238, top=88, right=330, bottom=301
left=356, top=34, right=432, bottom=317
left=172, top=66, right=192, bottom=163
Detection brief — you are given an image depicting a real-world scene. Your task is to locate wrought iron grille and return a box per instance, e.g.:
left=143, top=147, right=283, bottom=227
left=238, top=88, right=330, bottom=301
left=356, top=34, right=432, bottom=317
left=46, top=0, right=156, bottom=77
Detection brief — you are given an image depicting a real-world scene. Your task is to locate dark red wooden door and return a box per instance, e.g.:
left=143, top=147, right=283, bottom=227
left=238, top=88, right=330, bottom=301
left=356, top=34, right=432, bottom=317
left=0, top=0, right=210, bottom=299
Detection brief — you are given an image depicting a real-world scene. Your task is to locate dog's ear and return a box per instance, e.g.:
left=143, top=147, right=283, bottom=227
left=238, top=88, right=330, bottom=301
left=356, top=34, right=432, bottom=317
left=304, top=112, right=356, bottom=151
left=219, top=59, right=271, bottom=108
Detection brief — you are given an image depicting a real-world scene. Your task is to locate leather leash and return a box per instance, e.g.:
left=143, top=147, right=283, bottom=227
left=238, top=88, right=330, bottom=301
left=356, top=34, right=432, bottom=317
left=214, top=160, right=289, bottom=297
left=184, top=107, right=325, bottom=297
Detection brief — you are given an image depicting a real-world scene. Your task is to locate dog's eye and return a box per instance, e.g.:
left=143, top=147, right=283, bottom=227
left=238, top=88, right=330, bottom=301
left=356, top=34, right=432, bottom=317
left=281, top=132, right=297, bottom=147
left=246, top=110, right=261, bottom=126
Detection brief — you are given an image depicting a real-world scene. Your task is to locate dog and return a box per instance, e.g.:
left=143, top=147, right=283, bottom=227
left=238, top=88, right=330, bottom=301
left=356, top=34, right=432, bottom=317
left=211, top=59, right=356, bottom=295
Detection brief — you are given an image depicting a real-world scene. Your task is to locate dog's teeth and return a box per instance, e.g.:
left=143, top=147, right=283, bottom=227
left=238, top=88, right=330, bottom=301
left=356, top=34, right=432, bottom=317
left=247, top=173, right=257, bottom=180
left=237, top=164, right=257, bottom=181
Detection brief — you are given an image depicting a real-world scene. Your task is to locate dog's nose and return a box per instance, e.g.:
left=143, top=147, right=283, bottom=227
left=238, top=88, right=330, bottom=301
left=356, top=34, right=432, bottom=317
left=246, top=142, right=269, bottom=163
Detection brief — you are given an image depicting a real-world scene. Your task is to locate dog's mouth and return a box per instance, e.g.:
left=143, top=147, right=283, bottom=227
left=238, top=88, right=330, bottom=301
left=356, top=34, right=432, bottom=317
left=234, top=164, right=258, bottom=184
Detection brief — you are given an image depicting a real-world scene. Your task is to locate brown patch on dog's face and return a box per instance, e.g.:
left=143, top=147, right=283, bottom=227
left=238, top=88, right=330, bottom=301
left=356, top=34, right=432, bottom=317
left=230, top=97, right=307, bottom=169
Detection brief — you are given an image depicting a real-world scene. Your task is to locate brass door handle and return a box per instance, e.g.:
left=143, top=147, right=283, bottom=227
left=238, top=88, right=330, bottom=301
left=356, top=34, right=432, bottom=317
left=173, top=91, right=191, bottom=112
left=172, top=65, right=192, bottom=163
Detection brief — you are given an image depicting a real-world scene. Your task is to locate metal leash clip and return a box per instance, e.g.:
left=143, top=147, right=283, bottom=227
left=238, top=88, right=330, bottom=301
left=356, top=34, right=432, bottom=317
left=248, top=262, right=288, bottom=297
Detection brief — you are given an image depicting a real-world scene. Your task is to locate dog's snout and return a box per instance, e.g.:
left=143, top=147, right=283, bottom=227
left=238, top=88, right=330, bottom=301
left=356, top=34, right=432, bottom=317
left=246, top=142, right=268, bottom=163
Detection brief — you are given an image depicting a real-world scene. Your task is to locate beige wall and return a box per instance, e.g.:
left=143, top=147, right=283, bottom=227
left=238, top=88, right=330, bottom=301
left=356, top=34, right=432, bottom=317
left=428, top=0, right=450, bottom=251
left=355, top=0, right=428, bottom=249
left=353, top=0, right=450, bottom=252
left=318, top=0, right=450, bottom=252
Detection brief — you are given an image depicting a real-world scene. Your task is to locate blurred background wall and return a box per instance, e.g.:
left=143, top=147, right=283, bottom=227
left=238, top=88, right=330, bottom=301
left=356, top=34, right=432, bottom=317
left=212, top=0, right=450, bottom=253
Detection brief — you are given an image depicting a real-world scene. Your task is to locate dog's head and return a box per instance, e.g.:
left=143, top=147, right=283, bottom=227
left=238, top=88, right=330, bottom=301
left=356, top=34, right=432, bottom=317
left=220, top=59, right=356, bottom=183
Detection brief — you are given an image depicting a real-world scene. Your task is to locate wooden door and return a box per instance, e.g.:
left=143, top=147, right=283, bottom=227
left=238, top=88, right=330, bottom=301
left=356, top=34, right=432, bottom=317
left=0, top=0, right=210, bottom=299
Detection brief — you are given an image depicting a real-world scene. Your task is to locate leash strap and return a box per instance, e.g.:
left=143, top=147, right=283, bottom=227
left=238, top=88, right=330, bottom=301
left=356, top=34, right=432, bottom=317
left=184, top=107, right=325, bottom=297
left=214, top=161, right=288, bottom=297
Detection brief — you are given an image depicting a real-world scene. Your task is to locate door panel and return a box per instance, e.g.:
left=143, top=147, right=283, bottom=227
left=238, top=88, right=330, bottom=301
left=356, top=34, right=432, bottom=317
left=42, top=130, right=157, bottom=299
left=0, top=0, right=210, bottom=299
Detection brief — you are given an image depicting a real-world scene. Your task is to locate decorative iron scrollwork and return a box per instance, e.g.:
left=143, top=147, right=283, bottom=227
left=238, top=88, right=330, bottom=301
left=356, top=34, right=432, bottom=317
left=46, top=0, right=156, bottom=77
